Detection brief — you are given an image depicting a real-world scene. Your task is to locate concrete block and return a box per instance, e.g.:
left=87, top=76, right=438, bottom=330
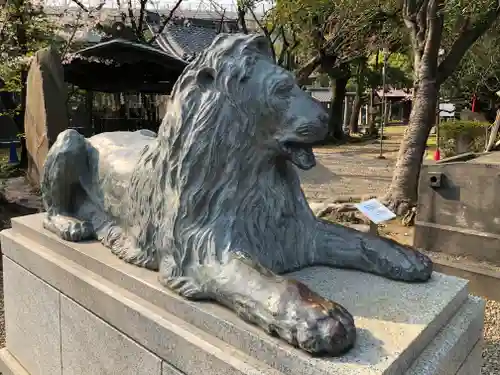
left=406, top=296, right=484, bottom=375
left=0, top=216, right=484, bottom=375
left=3, top=257, right=61, bottom=375
left=162, top=362, right=185, bottom=375
left=60, top=294, right=162, bottom=375
left=8, top=215, right=471, bottom=375
left=287, top=268, right=470, bottom=375
left=456, top=339, right=483, bottom=375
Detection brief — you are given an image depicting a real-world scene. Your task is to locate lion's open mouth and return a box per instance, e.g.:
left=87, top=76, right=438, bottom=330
left=279, top=141, right=316, bottom=170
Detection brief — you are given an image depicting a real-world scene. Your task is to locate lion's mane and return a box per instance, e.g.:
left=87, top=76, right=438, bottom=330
left=124, top=34, right=315, bottom=280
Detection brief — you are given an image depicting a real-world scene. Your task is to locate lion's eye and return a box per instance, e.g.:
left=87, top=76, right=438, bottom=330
left=274, top=83, right=293, bottom=96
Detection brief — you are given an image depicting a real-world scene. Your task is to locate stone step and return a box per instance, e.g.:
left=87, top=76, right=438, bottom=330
left=0, top=348, right=30, bottom=375
left=0, top=295, right=485, bottom=375
left=1, top=230, right=283, bottom=375
left=5, top=214, right=476, bottom=375
left=427, top=251, right=500, bottom=302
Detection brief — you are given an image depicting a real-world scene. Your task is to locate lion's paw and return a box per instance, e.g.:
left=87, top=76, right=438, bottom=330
left=267, top=281, right=356, bottom=356
left=43, top=215, right=94, bottom=242
left=363, top=240, right=433, bottom=282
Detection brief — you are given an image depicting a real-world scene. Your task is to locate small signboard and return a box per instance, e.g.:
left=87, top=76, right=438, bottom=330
left=439, top=103, right=455, bottom=118
left=354, top=199, right=396, bottom=224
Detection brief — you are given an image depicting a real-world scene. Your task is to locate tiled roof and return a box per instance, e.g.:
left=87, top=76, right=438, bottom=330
left=306, top=88, right=356, bottom=103
left=308, top=88, right=333, bottom=103
left=148, top=12, right=240, bottom=61
left=161, top=22, right=220, bottom=60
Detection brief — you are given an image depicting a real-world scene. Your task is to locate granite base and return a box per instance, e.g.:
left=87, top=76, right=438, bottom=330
left=0, top=214, right=485, bottom=375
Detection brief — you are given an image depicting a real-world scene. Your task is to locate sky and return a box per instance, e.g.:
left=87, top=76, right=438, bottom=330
left=43, top=0, right=272, bottom=12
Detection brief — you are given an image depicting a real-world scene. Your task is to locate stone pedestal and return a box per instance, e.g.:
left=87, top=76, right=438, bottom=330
left=0, top=214, right=485, bottom=375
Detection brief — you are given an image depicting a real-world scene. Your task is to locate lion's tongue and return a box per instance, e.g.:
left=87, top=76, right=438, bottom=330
left=290, top=146, right=316, bottom=170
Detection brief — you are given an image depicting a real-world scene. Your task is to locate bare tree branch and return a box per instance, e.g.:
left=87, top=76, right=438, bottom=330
left=61, top=10, right=83, bottom=58
left=277, top=26, right=299, bottom=67
left=71, top=0, right=89, bottom=12
left=438, top=3, right=500, bottom=84
left=147, top=0, right=183, bottom=45
left=237, top=4, right=248, bottom=34
left=247, top=5, right=277, bottom=62
left=116, top=0, right=127, bottom=23
left=126, top=0, right=139, bottom=39
left=217, top=8, right=226, bottom=33
left=296, top=55, right=321, bottom=85
left=71, top=0, right=106, bottom=14
left=137, top=0, right=149, bottom=38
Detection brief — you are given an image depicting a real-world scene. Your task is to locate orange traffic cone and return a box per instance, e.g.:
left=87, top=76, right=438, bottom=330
left=433, top=148, right=441, bottom=161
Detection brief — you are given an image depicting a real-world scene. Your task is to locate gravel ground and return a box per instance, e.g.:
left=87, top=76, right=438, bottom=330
left=483, top=299, right=500, bottom=374
left=0, top=272, right=3, bottom=348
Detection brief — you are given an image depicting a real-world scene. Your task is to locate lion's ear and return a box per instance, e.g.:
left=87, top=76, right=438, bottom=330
left=247, top=35, right=272, bottom=57
left=196, top=67, right=216, bottom=89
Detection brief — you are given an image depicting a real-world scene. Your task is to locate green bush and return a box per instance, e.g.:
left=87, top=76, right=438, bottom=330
left=439, top=120, right=490, bottom=157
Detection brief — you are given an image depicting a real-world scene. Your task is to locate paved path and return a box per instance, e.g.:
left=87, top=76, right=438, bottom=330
left=298, top=139, right=401, bottom=201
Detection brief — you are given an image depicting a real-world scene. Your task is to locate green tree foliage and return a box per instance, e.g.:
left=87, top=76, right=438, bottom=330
left=441, top=24, right=500, bottom=109
left=0, top=0, right=62, bottom=109
left=365, top=52, right=413, bottom=89
left=271, top=0, right=403, bottom=82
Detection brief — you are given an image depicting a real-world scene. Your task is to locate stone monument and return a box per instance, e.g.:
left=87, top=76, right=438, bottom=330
left=0, top=34, right=484, bottom=374
left=24, top=47, right=69, bottom=187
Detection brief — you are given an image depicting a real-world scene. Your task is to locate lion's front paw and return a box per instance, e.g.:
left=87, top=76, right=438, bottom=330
left=363, top=239, right=433, bottom=282
left=268, top=281, right=356, bottom=356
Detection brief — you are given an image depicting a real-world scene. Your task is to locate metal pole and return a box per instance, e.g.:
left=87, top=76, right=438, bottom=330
left=436, top=96, right=440, bottom=149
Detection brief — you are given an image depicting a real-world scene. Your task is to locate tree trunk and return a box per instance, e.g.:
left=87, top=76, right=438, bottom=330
left=383, top=79, right=438, bottom=215
left=366, top=50, right=380, bottom=136
left=384, top=100, right=391, bottom=125
left=349, top=96, right=362, bottom=134
left=327, top=77, right=348, bottom=141
left=237, top=6, right=248, bottom=34
left=383, top=0, right=443, bottom=215
left=384, top=0, right=500, bottom=216
left=348, top=59, right=366, bottom=134
left=366, top=89, right=377, bottom=135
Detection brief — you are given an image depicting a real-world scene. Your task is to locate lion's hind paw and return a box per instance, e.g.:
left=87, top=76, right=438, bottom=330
left=160, top=275, right=209, bottom=300
left=43, top=215, right=94, bottom=242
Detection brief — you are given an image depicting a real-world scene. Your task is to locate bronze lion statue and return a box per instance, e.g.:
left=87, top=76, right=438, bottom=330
left=41, top=34, right=432, bottom=356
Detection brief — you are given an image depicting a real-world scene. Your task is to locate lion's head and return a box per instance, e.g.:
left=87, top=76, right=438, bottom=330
left=128, top=34, right=328, bottom=270
left=161, top=33, right=329, bottom=171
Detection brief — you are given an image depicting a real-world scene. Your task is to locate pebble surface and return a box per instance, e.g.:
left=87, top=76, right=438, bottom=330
left=483, top=299, right=500, bottom=374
